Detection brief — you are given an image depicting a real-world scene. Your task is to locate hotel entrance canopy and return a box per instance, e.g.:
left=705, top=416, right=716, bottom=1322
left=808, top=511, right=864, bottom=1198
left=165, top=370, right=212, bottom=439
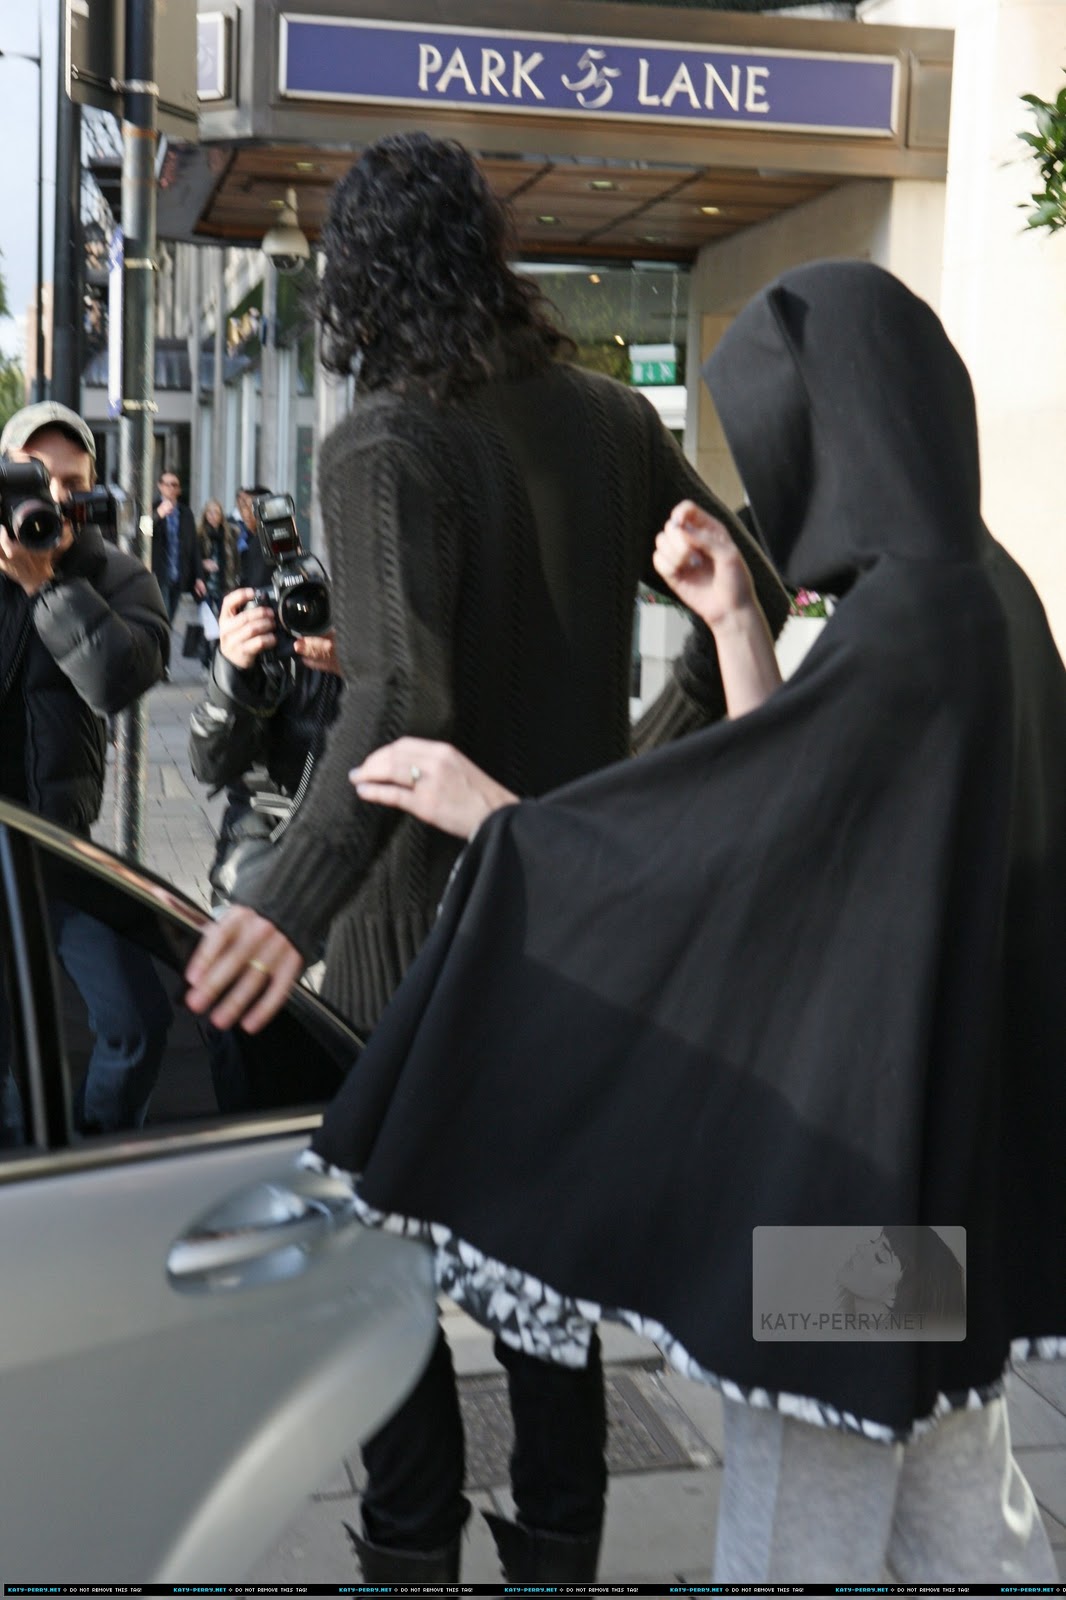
left=159, top=0, right=952, bottom=261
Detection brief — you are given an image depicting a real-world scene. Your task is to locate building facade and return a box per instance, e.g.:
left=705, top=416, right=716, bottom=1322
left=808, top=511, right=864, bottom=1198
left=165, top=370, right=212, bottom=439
left=79, top=0, right=1066, bottom=654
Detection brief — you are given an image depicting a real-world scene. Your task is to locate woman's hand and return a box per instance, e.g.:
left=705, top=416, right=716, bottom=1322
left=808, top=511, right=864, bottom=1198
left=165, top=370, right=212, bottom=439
left=218, top=586, right=277, bottom=671
left=653, top=500, right=759, bottom=631
left=350, top=738, right=517, bottom=839
left=655, top=500, right=782, bottom=718
left=184, top=905, right=304, bottom=1033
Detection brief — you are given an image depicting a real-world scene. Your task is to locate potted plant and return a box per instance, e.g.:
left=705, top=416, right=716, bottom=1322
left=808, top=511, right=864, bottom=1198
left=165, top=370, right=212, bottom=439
left=1017, top=85, right=1066, bottom=233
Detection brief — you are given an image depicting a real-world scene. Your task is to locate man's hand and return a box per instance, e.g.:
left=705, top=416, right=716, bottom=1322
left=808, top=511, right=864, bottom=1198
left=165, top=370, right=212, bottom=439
left=156, top=495, right=176, bottom=521
left=351, top=737, right=517, bottom=839
left=0, top=524, right=73, bottom=596
left=218, top=586, right=277, bottom=671
left=184, top=905, right=304, bottom=1033
left=293, top=630, right=343, bottom=676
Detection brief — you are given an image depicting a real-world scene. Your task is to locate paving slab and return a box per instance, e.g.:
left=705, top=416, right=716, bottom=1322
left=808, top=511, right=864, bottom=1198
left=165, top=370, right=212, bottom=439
left=246, top=1485, right=503, bottom=1584
left=1016, top=1445, right=1066, bottom=1526
left=1018, top=1360, right=1066, bottom=1417
left=1006, top=1369, right=1066, bottom=1447
left=490, top=1466, right=722, bottom=1583
left=1038, top=1503, right=1066, bottom=1548
left=656, top=1369, right=725, bottom=1464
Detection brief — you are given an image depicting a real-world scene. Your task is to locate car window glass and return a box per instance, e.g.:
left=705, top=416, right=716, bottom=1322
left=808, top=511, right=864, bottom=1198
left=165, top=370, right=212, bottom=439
left=35, top=846, right=355, bottom=1141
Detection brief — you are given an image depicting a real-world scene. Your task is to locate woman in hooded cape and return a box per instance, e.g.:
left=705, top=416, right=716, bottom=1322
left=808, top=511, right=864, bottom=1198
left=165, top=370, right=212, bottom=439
left=314, top=261, right=1065, bottom=1578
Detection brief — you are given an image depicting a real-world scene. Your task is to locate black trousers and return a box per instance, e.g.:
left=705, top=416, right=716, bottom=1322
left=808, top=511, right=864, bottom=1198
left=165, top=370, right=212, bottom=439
left=360, top=1323, right=607, bottom=1552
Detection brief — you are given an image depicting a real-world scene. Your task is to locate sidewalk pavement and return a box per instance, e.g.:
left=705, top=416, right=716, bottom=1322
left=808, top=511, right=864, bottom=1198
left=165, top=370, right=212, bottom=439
left=102, top=616, right=1066, bottom=1585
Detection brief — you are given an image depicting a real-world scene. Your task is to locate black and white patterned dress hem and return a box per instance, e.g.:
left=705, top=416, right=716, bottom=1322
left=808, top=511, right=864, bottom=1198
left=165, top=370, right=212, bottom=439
left=300, top=1150, right=1066, bottom=1446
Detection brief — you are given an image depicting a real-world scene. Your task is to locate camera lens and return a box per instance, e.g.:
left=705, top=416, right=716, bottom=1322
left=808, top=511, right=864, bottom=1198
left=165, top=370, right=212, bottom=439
left=278, top=581, right=331, bottom=636
left=10, top=498, right=63, bottom=551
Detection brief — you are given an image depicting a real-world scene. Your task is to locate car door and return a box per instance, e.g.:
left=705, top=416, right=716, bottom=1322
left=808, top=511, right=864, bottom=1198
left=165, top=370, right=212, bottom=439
left=0, top=806, right=437, bottom=1582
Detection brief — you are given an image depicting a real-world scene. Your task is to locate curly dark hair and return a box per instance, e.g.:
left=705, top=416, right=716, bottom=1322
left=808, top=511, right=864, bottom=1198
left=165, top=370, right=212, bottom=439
left=317, top=133, right=572, bottom=401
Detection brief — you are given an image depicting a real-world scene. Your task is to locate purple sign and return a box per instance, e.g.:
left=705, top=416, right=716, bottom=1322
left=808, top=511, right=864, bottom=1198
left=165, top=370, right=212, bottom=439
left=278, top=16, right=898, bottom=138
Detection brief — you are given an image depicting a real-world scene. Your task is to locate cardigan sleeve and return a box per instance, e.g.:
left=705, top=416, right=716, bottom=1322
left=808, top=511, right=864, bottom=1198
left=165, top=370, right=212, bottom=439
left=237, top=431, right=462, bottom=959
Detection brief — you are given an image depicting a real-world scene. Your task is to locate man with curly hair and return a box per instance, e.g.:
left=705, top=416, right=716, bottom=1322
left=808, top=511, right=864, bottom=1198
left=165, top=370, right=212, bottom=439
left=186, top=132, right=788, bottom=1583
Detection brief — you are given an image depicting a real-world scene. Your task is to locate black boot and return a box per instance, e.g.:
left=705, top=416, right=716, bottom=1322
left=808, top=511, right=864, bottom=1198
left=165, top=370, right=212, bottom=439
left=344, top=1522, right=462, bottom=1582
left=483, top=1510, right=602, bottom=1582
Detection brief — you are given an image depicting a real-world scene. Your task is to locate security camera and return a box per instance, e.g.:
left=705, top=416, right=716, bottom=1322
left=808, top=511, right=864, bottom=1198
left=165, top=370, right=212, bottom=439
left=262, top=188, right=310, bottom=276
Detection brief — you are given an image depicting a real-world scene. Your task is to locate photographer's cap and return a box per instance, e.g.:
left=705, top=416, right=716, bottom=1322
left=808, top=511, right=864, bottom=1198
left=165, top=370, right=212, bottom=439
left=1, top=402, right=96, bottom=464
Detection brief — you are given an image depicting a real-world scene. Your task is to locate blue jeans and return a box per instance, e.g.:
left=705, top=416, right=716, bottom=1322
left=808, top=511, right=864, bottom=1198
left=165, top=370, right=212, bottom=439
left=1, top=903, right=173, bottom=1139
left=54, top=902, right=174, bottom=1132
left=160, top=579, right=183, bottom=624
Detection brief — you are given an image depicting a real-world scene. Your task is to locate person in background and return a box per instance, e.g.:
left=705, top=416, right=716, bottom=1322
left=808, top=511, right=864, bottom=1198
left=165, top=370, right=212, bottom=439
left=184, top=133, right=789, bottom=1585
left=189, top=585, right=342, bottom=912
left=231, top=485, right=274, bottom=591
left=152, top=468, right=205, bottom=624
left=198, top=498, right=237, bottom=613
left=0, top=402, right=172, bottom=1138
left=197, top=499, right=237, bottom=669
left=188, top=584, right=342, bottom=1109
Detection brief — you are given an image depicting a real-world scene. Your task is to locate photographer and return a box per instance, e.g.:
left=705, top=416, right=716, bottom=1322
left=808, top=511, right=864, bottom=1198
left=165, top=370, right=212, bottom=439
left=0, top=401, right=170, bottom=815
left=0, top=401, right=172, bottom=1136
left=189, top=585, right=342, bottom=910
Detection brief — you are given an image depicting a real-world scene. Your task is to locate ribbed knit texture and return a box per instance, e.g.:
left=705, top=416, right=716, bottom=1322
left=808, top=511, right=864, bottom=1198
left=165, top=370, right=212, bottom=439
left=244, top=359, right=789, bottom=1031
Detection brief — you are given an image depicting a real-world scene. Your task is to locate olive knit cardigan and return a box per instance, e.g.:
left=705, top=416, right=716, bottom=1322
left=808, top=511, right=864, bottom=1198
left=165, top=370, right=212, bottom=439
left=242, top=358, right=789, bottom=1032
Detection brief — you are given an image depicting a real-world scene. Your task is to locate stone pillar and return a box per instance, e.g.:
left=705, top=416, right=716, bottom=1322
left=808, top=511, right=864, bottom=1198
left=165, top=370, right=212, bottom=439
left=939, top=0, right=1066, bottom=654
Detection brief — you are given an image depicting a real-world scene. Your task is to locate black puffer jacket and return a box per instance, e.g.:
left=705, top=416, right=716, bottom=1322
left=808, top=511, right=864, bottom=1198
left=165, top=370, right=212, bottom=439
left=0, top=525, right=170, bottom=833
left=188, top=650, right=342, bottom=901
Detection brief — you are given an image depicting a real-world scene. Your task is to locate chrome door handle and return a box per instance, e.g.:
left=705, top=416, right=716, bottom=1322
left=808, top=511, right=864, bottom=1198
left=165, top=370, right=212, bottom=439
left=167, top=1165, right=359, bottom=1292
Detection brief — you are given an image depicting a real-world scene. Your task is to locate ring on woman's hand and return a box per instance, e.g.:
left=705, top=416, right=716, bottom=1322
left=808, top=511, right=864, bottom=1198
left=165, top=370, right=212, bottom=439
left=409, top=765, right=422, bottom=787
left=247, top=958, right=272, bottom=976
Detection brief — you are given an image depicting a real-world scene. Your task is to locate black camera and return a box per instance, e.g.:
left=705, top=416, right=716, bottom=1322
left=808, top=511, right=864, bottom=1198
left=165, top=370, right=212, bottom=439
left=0, top=455, right=132, bottom=551
left=250, top=492, right=331, bottom=646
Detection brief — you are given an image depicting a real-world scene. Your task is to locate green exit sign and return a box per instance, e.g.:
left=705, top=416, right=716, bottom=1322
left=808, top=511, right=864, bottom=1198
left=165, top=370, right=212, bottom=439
left=629, top=343, right=677, bottom=386
left=631, top=358, right=676, bottom=384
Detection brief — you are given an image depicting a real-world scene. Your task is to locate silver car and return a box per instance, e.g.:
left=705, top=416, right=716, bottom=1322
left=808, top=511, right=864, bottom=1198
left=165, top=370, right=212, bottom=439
left=0, top=801, right=436, bottom=1581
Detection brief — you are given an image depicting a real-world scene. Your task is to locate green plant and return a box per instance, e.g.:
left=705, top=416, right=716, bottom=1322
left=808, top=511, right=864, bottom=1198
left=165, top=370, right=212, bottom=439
left=1018, top=85, right=1066, bottom=233
left=0, top=355, right=26, bottom=435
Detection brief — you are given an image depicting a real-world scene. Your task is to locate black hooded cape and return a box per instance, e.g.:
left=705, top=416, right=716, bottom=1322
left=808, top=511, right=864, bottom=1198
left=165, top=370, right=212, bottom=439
left=311, top=262, right=1066, bottom=1440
